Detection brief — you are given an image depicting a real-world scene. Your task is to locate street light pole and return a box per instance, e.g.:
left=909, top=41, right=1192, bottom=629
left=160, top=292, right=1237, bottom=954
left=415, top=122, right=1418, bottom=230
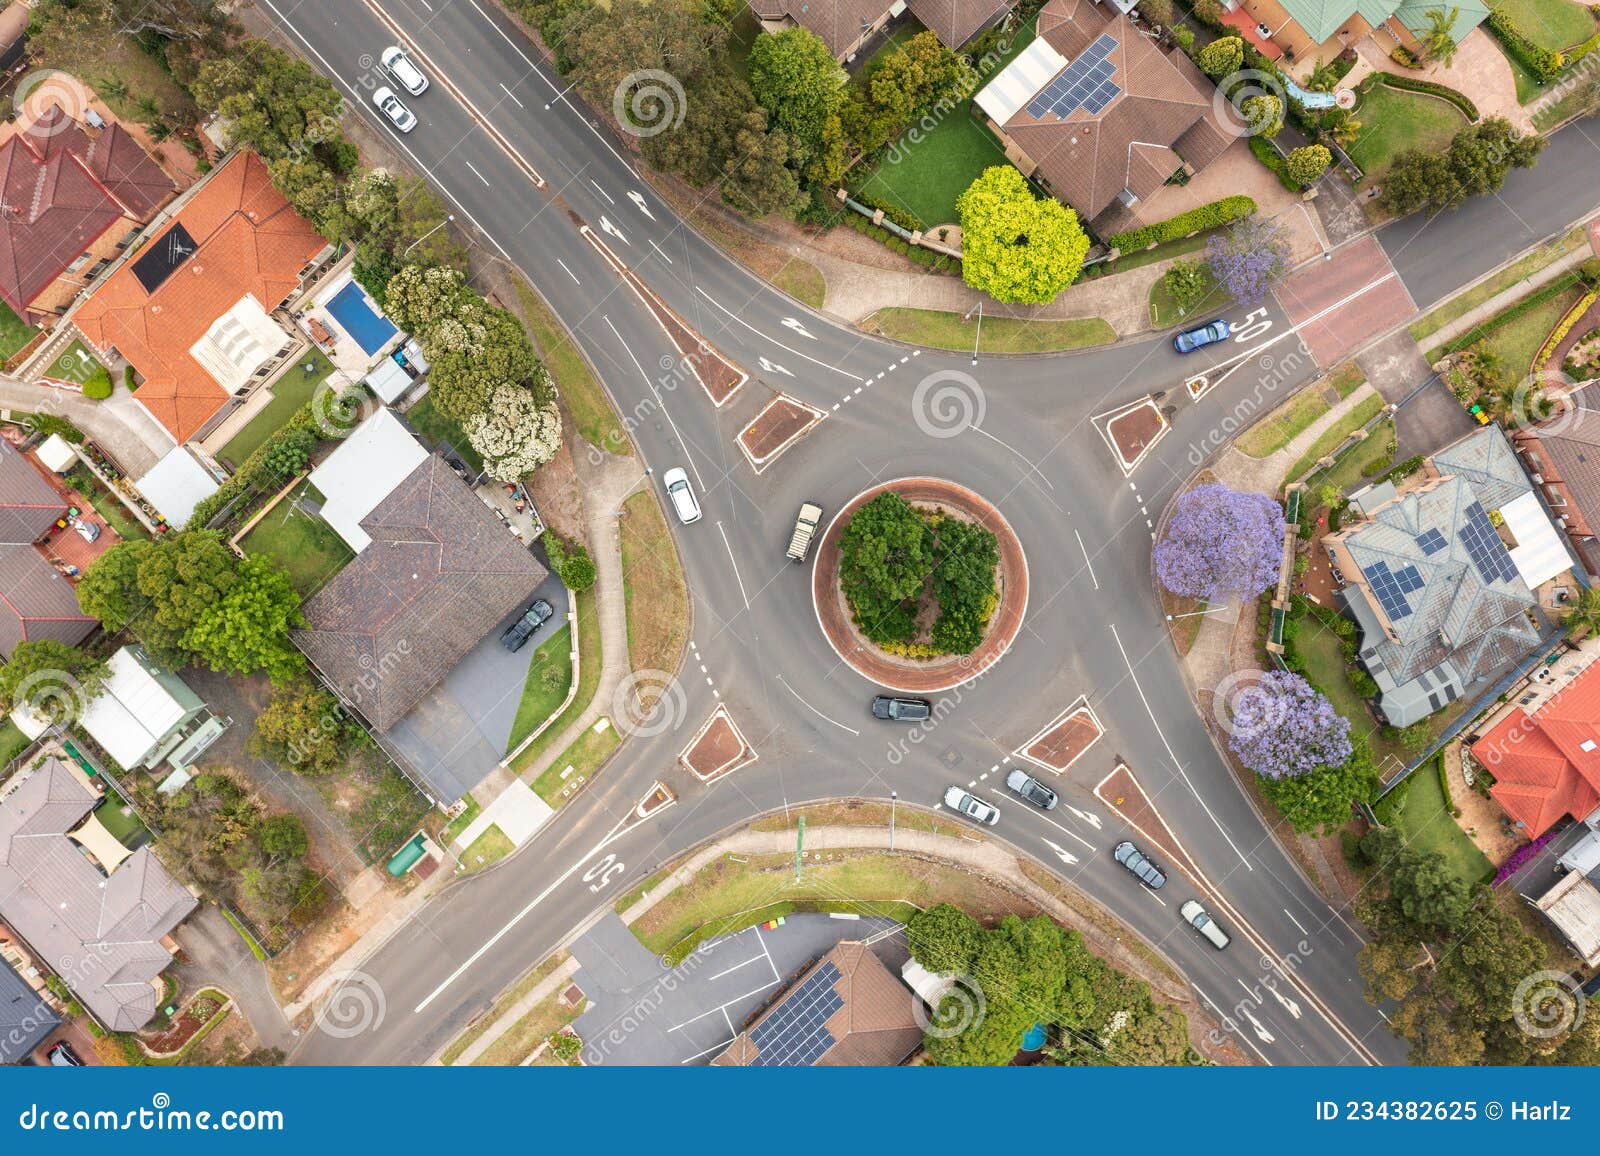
left=889, top=790, right=898, bottom=852
left=965, top=301, right=984, bottom=366
left=403, top=214, right=456, bottom=257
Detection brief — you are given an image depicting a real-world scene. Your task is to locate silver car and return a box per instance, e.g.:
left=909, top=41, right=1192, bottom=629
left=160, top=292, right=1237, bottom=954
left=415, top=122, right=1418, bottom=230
left=372, top=86, right=417, bottom=133
left=943, top=785, right=999, bottom=826
left=1005, top=768, right=1058, bottom=810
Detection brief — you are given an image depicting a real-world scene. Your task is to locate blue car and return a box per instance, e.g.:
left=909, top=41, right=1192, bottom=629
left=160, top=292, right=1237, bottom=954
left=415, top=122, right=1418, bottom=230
left=1173, top=318, right=1231, bottom=354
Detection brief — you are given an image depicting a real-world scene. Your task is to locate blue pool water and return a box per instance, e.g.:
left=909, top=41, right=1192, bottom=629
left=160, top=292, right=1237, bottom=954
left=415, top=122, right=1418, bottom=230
left=326, top=280, right=399, bottom=355
left=1021, top=1023, right=1047, bottom=1051
left=1283, top=76, right=1337, bottom=110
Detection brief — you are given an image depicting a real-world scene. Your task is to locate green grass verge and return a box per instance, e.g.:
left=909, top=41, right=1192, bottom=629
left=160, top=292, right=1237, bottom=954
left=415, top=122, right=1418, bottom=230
left=460, top=825, right=514, bottom=873
left=510, top=586, right=602, bottom=774
left=220, top=908, right=268, bottom=961
left=506, top=626, right=574, bottom=751
left=441, top=797, right=482, bottom=846
left=1388, top=765, right=1495, bottom=885
left=1148, top=267, right=1228, bottom=329
left=236, top=481, right=353, bottom=596
left=1494, top=0, right=1597, bottom=51
left=406, top=394, right=485, bottom=475
left=867, top=306, right=1116, bottom=353
left=1477, top=282, right=1587, bottom=378
left=512, top=276, right=632, bottom=456
left=217, top=351, right=336, bottom=468
left=1408, top=227, right=1587, bottom=341
left=1237, top=365, right=1367, bottom=458
left=619, top=490, right=690, bottom=682
left=0, top=301, right=37, bottom=360
left=0, top=720, right=30, bottom=767
left=1347, top=83, right=1469, bottom=179
left=529, top=720, right=620, bottom=808
left=1283, top=393, right=1385, bottom=483
left=1311, top=417, right=1398, bottom=495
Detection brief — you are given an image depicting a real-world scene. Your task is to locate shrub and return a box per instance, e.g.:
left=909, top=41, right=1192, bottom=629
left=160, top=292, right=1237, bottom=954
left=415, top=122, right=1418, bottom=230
left=1486, top=9, right=1566, bottom=81
left=1570, top=29, right=1600, bottom=64
left=25, top=413, right=85, bottom=443
left=1160, top=259, right=1210, bottom=313
left=1241, top=93, right=1283, bottom=136
left=1196, top=36, right=1244, bottom=77
left=1107, top=195, right=1255, bottom=252
left=1535, top=289, right=1598, bottom=368
left=1285, top=144, right=1333, bottom=185
left=1389, top=44, right=1421, bottom=68
left=544, top=533, right=598, bottom=592
left=123, top=365, right=138, bottom=392
left=849, top=188, right=923, bottom=233
left=261, top=427, right=316, bottom=477
left=1436, top=754, right=1458, bottom=816
left=81, top=367, right=113, bottom=400
left=1191, top=0, right=1227, bottom=31
left=1249, top=136, right=1302, bottom=191
left=1492, top=829, right=1559, bottom=885
left=1376, top=73, right=1479, bottom=121
left=1173, top=25, right=1195, bottom=51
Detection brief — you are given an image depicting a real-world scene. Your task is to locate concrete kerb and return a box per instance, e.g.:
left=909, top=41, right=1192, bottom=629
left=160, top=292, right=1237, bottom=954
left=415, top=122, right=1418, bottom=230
left=498, top=584, right=583, bottom=773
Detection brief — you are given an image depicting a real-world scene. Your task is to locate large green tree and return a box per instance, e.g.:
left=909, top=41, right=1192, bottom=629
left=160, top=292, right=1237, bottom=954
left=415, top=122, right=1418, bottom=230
left=1380, top=118, right=1544, bottom=216
left=1257, top=734, right=1378, bottom=834
left=747, top=26, right=845, bottom=163
left=0, top=641, right=107, bottom=724
left=836, top=491, right=934, bottom=644
left=248, top=681, right=358, bottom=776
left=841, top=31, right=969, bottom=156
left=957, top=166, right=1089, bottom=304
left=557, top=0, right=724, bottom=110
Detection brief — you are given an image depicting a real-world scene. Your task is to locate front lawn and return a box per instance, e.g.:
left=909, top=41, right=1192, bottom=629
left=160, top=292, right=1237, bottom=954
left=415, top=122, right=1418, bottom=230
left=1237, top=365, right=1366, bottom=459
left=1495, top=0, right=1598, bottom=50
left=236, top=481, right=353, bottom=595
left=1476, top=282, right=1588, bottom=378
left=0, top=301, right=37, bottom=361
left=217, top=351, right=336, bottom=468
left=1388, top=763, right=1495, bottom=886
left=1407, top=226, right=1588, bottom=340
left=511, top=586, right=602, bottom=774
left=0, top=721, right=30, bottom=768
left=1311, top=416, right=1398, bottom=495
left=849, top=18, right=1037, bottom=227
left=1346, top=83, right=1469, bottom=178
left=506, top=625, right=574, bottom=751
left=49, top=339, right=107, bottom=386
left=460, top=825, right=514, bottom=873
left=1149, top=267, right=1228, bottom=329
left=1283, top=393, right=1385, bottom=483
left=867, top=306, right=1115, bottom=352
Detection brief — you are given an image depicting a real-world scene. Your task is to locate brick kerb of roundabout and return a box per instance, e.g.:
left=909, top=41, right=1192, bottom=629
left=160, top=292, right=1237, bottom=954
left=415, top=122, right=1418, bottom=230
left=810, top=476, right=1029, bottom=694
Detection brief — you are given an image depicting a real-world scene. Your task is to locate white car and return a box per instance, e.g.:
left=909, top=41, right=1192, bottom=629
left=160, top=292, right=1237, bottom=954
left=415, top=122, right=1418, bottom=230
left=662, top=467, right=701, bottom=524
left=372, top=86, right=417, bottom=133
left=381, top=46, right=429, bottom=96
left=942, top=785, right=999, bottom=826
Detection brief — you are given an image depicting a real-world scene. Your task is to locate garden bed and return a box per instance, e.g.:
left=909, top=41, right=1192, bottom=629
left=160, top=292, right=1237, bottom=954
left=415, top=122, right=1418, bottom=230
left=139, top=989, right=228, bottom=1057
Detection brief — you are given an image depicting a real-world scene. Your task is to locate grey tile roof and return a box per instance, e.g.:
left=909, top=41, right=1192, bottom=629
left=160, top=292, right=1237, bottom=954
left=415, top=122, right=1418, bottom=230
left=0, top=439, right=95, bottom=659
left=0, top=438, right=66, bottom=544
left=291, top=455, right=547, bottom=732
left=0, top=759, right=196, bottom=1032
left=0, top=955, right=58, bottom=1063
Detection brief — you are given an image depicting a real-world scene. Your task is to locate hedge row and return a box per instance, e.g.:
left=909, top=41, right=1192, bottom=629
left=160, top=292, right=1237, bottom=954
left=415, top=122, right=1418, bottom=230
left=1437, top=271, right=1584, bottom=357
left=1107, top=195, right=1256, bottom=253
left=839, top=212, right=959, bottom=272
left=1486, top=9, right=1565, bottom=81
left=1376, top=72, right=1479, bottom=121
left=847, top=188, right=924, bottom=233
left=190, top=398, right=329, bottom=529
left=1570, top=28, right=1600, bottom=64
left=1248, top=136, right=1303, bottom=193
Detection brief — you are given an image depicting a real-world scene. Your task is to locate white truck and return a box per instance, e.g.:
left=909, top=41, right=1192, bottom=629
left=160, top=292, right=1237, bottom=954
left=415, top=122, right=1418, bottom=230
left=786, top=502, right=823, bottom=562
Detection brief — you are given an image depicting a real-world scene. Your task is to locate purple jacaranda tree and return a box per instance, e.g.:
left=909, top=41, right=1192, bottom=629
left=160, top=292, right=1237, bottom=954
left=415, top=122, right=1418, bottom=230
left=1155, top=483, right=1284, bottom=602
left=1206, top=214, right=1292, bottom=306
left=1228, top=670, right=1352, bottom=780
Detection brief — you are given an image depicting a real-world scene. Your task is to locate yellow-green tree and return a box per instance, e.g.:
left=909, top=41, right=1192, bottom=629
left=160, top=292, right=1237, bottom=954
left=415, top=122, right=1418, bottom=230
left=956, top=167, right=1089, bottom=304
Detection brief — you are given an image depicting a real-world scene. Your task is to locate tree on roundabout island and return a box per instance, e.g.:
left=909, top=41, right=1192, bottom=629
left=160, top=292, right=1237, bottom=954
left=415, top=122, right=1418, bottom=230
left=837, top=491, right=999, bottom=656
left=1155, top=482, right=1284, bottom=603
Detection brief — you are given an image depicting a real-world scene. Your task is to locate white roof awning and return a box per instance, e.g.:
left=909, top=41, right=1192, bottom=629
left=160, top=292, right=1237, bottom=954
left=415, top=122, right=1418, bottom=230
left=35, top=434, right=76, bottom=473
left=1502, top=490, right=1573, bottom=589
left=135, top=445, right=220, bottom=529
left=365, top=357, right=412, bottom=405
left=78, top=647, right=195, bottom=768
left=975, top=37, right=1067, bottom=127
left=189, top=295, right=289, bottom=394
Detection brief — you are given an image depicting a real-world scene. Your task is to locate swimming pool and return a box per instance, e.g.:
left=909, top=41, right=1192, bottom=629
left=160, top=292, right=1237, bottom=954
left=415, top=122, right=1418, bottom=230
left=325, top=280, right=399, bottom=356
left=1282, top=75, right=1338, bottom=110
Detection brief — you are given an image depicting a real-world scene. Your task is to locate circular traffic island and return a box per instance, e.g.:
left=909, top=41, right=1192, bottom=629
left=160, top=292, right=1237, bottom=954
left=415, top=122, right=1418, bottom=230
left=811, top=477, right=1028, bottom=694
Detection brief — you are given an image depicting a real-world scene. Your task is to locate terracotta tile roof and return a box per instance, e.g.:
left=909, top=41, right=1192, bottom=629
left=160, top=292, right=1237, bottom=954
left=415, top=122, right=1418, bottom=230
left=750, top=0, right=1011, bottom=55
left=0, top=133, right=127, bottom=324
left=72, top=151, right=326, bottom=443
left=1472, top=662, right=1600, bottom=837
left=291, top=455, right=548, bottom=732
left=712, top=941, right=923, bottom=1066
left=27, top=104, right=175, bottom=221
left=906, top=0, right=1014, bottom=51
left=999, top=0, right=1231, bottom=219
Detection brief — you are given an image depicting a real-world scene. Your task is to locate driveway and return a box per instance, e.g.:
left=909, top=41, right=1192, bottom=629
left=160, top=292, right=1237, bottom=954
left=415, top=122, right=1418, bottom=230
left=0, top=376, right=172, bottom=475
left=571, top=913, right=908, bottom=1065
left=385, top=571, right=570, bottom=803
left=173, top=904, right=295, bottom=1052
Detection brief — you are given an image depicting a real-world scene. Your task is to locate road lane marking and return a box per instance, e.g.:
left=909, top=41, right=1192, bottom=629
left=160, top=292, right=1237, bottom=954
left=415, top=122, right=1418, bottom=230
left=1074, top=529, right=1099, bottom=590
left=775, top=675, right=860, bottom=735
left=648, top=239, right=674, bottom=264
left=715, top=520, right=750, bottom=609
left=498, top=82, right=524, bottom=108
left=694, top=287, right=866, bottom=382
left=601, top=314, right=705, bottom=491
left=1283, top=908, right=1308, bottom=935
left=557, top=259, right=580, bottom=284
left=590, top=179, right=615, bottom=204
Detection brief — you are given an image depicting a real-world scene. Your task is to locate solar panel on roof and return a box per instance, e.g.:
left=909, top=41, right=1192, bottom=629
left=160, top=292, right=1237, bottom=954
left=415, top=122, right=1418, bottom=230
left=1366, top=560, right=1415, bottom=622
left=1415, top=528, right=1447, bottom=555
left=1461, top=501, right=1519, bottom=584
left=749, top=961, right=844, bottom=1066
left=1024, top=33, right=1122, bottom=121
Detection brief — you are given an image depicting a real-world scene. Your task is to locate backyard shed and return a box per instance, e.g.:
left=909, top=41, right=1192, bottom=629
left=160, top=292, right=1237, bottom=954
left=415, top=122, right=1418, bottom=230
left=135, top=445, right=220, bottom=528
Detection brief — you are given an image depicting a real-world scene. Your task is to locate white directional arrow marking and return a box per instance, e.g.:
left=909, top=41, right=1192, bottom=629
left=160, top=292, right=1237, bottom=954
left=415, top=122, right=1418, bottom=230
left=1042, top=838, right=1078, bottom=867
left=600, top=216, right=629, bottom=245
left=758, top=356, right=794, bottom=377
left=628, top=191, right=655, bottom=220
left=781, top=317, right=816, bottom=340
left=1266, top=983, right=1302, bottom=1020
left=1065, top=805, right=1102, bottom=830
left=1240, top=1007, right=1275, bottom=1044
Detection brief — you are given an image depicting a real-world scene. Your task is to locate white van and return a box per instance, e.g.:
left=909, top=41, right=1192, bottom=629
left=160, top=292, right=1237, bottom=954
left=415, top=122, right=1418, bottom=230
left=1180, top=900, right=1231, bottom=950
left=662, top=467, right=701, bottom=524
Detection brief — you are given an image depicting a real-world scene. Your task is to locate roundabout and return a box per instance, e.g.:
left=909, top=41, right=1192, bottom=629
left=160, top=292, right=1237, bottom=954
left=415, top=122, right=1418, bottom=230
left=810, top=476, right=1029, bottom=694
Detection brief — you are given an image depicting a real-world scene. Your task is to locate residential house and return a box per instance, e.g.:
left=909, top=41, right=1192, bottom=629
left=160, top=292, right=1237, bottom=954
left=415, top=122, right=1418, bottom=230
left=974, top=0, right=1234, bottom=225
left=0, top=758, right=196, bottom=1031
left=713, top=940, right=925, bottom=1066
left=306, top=407, right=430, bottom=554
left=1217, top=0, right=1489, bottom=71
left=1509, top=382, right=1600, bottom=581
left=1324, top=426, right=1572, bottom=727
left=1470, top=661, right=1600, bottom=838
left=74, top=646, right=223, bottom=785
left=71, top=150, right=328, bottom=445
left=0, top=103, right=175, bottom=329
left=0, top=438, right=97, bottom=660
left=291, top=452, right=547, bottom=802
left=0, top=954, right=59, bottom=1064
left=749, top=0, right=1015, bottom=61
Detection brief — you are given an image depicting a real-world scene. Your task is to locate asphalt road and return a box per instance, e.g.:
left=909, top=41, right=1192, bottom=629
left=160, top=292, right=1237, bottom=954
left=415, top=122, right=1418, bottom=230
left=254, top=0, right=1600, bottom=1068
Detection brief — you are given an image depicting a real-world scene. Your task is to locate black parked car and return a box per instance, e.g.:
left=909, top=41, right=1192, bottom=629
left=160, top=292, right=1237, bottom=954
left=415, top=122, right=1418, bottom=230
left=871, top=695, right=931, bottom=722
left=500, top=598, right=555, bottom=652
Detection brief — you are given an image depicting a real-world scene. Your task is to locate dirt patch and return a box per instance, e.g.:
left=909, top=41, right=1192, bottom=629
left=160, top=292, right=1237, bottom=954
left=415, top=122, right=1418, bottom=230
left=139, top=990, right=226, bottom=1056
left=523, top=408, right=587, bottom=545
left=737, top=393, right=824, bottom=469
left=680, top=709, right=756, bottom=782
left=1105, top=400, right=1167, bottom=471
left=1021, top=702, right=1105, bottom=773
left=618, top=490, right=690, bottom=688
left=811, top=477, right=1028, bottom=693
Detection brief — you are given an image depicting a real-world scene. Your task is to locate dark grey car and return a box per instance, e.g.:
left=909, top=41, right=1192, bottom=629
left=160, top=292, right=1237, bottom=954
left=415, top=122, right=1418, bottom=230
left=1113, top=840, right=1167, bottom=889
left=871, top=695, right=931, bottom=722
left=500, top=598, right=554, bottom=652
left=1005, top=768, right=1058, bottom=810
